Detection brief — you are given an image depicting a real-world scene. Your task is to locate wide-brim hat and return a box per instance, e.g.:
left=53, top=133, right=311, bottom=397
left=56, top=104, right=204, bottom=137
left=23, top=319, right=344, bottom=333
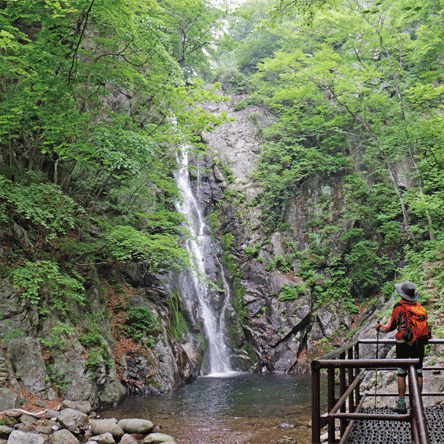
left=395, top=280, right=419, bottom=302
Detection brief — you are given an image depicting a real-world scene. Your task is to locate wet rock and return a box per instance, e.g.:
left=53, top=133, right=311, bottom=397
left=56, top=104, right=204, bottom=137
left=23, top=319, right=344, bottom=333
left=143, top=433, right=176, bottom=443
left=90, top=419, right=123, bottom=438
left=117, top=419, right=154, bottom=434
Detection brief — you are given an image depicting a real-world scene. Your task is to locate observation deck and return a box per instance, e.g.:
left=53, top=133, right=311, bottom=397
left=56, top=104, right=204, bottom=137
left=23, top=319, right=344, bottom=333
left=311, top=338, right=444, bottom=444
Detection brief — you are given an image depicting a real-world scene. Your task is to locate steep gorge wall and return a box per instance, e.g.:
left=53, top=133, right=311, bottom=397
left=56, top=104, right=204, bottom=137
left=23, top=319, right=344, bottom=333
left=200, top=91, right=396, bottom=372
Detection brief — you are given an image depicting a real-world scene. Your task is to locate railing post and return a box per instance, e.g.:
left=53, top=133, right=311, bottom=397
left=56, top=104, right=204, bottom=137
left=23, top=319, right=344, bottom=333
left=311, top=361, right=321, bottom=444
left=354, top=342, right=361, bottom=405
left=408, top=365, right=429, bottom=444
left=339, top=352, right=347, bottom=436
left=347, top=347, right=354, bottom=412
left=328, top=367, right=337, bottom=443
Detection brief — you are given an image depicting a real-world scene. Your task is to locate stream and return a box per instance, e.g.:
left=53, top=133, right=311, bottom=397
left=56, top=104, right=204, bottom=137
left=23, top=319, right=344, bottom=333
left=101, top=372, right=326, bottom=444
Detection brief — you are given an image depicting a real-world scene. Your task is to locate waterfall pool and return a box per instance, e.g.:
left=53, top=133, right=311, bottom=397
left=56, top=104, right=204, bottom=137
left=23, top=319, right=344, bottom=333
left=100, top=373, right=326, bottom=444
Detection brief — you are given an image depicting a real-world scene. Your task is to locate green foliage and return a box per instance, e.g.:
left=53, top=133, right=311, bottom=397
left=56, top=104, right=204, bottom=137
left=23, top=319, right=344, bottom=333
left=125, top=304, right=161, bottom=343
left=266, top=254, right=293, bottom=272
left=1, top=329, right=25, bottom=344
left=0, top=0, right=230, bottom=288
left=207, top=211, right=220, bottom=230
left=382, top=282, right=395, bottom=301
left=40, top=322, right=77, bottom=351
left=215, top=68, right=253, bottom=94
left=85, top=349, right=104, bottom=373
left=80, top=324, right=105, bottom=349
left=0, top=173, right=76, bottom=239
left=344, top=240, right=390, bottom=290
left=245, top=244, right=260, bottom=258
left=221, top=233, right=235, bottom=251
left=10, top=260, right=85, bottom=315
left=234, top=99, right=248, bottom=111
left=277, top=283, right=306, bottom=301
left=45, top=363, right=71, bottom=392
left=217, top=161, right=235, bottom=185
left=105, top=225, right=190, bottom=273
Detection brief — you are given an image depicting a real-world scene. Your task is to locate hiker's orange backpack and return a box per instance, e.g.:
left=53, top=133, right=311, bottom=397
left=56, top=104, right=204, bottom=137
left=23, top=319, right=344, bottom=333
left=400, top=301, right=431, bottom=345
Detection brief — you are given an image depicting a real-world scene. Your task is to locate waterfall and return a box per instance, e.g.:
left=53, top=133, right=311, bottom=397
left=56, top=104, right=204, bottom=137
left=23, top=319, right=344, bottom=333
left=174, top=145, right=233, bottom=375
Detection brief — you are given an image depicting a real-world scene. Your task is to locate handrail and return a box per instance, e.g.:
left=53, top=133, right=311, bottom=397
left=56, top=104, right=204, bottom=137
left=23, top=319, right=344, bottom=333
left=311, top=338, right=444, bottom=444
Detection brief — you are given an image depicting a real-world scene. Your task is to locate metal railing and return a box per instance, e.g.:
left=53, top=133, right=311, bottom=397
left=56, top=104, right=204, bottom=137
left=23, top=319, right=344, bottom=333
left=311, top=338, right=444, bottom=444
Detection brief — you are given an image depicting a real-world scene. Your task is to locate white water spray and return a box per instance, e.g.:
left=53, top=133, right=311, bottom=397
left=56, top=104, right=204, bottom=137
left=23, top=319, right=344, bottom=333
left=174, top=146, right=233, bottom=375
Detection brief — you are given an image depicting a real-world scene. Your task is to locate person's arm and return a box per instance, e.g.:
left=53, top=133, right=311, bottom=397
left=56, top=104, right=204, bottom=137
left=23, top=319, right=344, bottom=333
left=375, top=303, right=402, bottom=333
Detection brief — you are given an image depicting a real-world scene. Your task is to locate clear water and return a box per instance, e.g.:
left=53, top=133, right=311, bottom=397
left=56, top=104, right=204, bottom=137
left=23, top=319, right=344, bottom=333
left=101, top=373, right=325, bottom=444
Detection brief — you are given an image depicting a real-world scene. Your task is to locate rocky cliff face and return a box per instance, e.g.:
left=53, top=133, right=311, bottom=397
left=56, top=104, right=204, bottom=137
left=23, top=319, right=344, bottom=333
left=200, top=92, right=357, bottom=373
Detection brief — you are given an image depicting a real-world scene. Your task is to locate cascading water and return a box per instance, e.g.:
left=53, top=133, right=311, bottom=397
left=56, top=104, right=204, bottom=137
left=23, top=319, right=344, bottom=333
left=174, top=145, right=233, bottom=375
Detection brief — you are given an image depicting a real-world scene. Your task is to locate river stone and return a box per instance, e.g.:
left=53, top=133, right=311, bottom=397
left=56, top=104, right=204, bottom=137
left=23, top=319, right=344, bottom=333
left=50, top=429, right=80, bottom=444
left=117, top=419, right=154, bottom=434
left=143, top=433, right=176, bottom=443
left=35, top=426, right=52, bottom=435
left=6, top=430, right=44, bottom=444
left=89, top=433, right=115, bottom=444
left=90, top=418, right=123, bottom=438
left=62, top=400, right=92, bottom=414
left=58, top=408, right=89, bottom=434
left=7, top=337, right=55, bottom=400
left=119, top=435, right=139, bottom=444
left=20, top=414, right=36, bottom=426
left=45, top=409, right=60, bottom=419
left=0, top=388, right=20, bottom=411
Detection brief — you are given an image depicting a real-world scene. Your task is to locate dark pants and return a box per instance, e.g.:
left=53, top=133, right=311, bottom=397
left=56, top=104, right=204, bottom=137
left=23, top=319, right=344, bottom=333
left=396, top=341, right=425, bottom=376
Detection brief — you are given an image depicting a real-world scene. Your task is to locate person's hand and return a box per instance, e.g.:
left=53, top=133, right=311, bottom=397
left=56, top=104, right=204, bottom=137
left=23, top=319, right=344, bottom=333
left=375, top=322, right=381, bottom=332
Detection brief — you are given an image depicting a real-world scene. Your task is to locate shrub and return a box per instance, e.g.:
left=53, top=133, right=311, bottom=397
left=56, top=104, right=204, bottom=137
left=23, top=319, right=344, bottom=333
left=278, top=283, right=306, bottom=301
left=125, top=304, right=161, bottom=342
left=10, top=260, right=85, bottom=314
left=0, top=173, right=76, bottom=240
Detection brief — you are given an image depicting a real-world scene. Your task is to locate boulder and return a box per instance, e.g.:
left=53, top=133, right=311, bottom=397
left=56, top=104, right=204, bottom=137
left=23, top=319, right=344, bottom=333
left=7, top=337, right=55, bottom=399
left=89, top=433, right=115, bottom=444
left=50, top=429, right=80, bottom=444
left=6, top=430, right=44, bottom=444
left=62, top=400, right=92, bottom=414
left=0, top=388, right=20, bottom=411
left=58, top=408, right=89, bottom=434
left=117, top=419, right=154, bottom=434
left=0, top=426, right=13, bottom=439
left=90, top=418, right=123, bottom=438
left=119, top=435, right=139, bottom=444
left=143, top=433, right=176, bottom=443
left=51, top=344, right=96, bottom=404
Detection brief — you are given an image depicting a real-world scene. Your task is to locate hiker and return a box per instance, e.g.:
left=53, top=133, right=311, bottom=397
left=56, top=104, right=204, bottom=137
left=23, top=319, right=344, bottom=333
left=375, top=280, right=431, bottom=414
